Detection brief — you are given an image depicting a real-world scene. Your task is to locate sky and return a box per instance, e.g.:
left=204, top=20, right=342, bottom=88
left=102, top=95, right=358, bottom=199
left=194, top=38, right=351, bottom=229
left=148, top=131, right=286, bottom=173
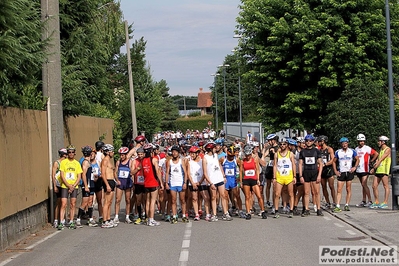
left=120, top=0, right=241, bottom=96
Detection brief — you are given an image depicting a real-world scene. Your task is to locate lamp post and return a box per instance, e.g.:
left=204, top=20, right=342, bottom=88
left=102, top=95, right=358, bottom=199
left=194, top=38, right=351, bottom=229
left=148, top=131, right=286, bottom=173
left=219, top=64, right=230, bottom=135
left=211, top=73, right=220, bottom=130
left=232, top=49, right=243, bottom=141
left=233, top=35, right=243, bottom=141
left=385, top=0, right=397, bottom=209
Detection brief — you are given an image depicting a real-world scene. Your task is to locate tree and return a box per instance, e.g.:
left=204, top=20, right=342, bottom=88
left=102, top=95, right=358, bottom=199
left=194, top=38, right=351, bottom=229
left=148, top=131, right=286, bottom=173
left=236, top=0, right=399, bottom=132
left=324, top=78, right=389, bottom=150
left=0, top=0, right=46, bottom=108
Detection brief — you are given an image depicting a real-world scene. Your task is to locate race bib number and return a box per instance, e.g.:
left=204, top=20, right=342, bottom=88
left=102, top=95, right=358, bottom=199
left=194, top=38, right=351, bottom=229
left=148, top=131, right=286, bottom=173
left=119, top=170, right=129, bottom=179
left=245, top=170, right=255, bottom=176
left=90, top=173, right=95, bottom=181
left=225, top=168, right=234, bottom=176
left=137, top=175, right=144, bottom=183
left=92, top=168, right=99, bottom=175
left=268, top=161, right=274, bottom=167
left=305, top=157, right=315, bottom=165
left=322, top=158, right=327, bottom=164
left=66, top=172, right=75, bottom=181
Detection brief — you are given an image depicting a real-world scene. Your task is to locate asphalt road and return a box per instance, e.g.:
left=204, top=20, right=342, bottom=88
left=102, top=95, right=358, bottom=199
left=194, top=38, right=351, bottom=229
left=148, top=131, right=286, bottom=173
left=0, top=208, right=391, bottom=266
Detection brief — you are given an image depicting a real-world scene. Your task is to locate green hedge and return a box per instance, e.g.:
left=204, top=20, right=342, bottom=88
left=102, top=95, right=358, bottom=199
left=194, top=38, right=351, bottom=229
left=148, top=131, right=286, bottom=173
left=174, top=115, right=213, bottom=131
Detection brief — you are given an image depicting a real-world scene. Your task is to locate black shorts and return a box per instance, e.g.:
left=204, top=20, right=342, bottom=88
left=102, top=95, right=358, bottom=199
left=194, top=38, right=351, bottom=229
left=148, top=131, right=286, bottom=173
left=375, top=174, right=387, bottom=178
left=55, top=186, right=61, bottom=198
left=188, top=186, right=198, bottom=192
left=321, top=167, right=334, bottom=179
left=60, top=187, right=78, bottom=198
left=117, top=178, right=133, bottom=190
left=303, top=170, right=318, bottom=183
left=81, top=187, right=95, bottom=197
left=145, top=187, right=158, bottom=193
left=94, top=178, right=103, bottom=193
left=337, top=172, right=355, bottom=182
left=214, top=181, right=224, bottom=187
left=103, top=180, right=116, bottom=192
left=134, top=184, right=145, bottom=195
left=242, top=179, right=257, bottom=187
left=198, top=185, right=209, bottom=191
left=265, top=167, right=274, bottom=180
left=356, top=172, right=369, bottom=179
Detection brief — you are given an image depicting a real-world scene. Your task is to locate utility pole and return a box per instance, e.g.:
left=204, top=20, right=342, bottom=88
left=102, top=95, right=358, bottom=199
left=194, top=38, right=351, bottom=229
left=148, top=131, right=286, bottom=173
left=125, top=20, right=138, bottom=138
left=41, top=0, right=64, bottom=223
left=183, top=96, right=188, bottom=117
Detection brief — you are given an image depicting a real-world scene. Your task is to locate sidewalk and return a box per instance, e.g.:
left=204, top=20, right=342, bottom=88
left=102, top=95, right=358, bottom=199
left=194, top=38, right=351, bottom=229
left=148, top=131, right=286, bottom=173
left=322, top=177, right=399, bottom=247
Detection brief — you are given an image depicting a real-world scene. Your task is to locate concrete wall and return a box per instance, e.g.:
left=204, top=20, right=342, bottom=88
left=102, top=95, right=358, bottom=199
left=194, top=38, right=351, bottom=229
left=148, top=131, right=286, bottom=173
left=0, top=107, right=114, bottom=251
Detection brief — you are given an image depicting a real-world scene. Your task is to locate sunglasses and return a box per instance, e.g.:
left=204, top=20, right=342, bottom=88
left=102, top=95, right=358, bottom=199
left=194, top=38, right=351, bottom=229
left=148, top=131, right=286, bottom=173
left=280, top=143, right=287, bottom=146
left=67, top=151, right=75, bottom=154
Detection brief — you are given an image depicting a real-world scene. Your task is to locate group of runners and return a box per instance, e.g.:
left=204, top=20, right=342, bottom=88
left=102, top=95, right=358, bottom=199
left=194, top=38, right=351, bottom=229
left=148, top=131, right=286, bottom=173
left=52, top=131, right=392, bottom=229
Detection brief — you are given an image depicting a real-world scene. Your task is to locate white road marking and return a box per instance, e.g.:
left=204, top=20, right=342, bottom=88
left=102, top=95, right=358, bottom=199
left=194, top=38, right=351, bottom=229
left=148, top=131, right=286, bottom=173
left=334, top=223, right=345, bottom=228
left=346, top=230, right=357, bottom=235
left=178, top=222, right=192, bottom=266
left=0, top=231, right=61, bottom=266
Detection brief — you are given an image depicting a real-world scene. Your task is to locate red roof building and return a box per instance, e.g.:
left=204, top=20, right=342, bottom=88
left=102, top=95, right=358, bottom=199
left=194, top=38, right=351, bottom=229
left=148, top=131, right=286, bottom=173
left=197, top=88, right=212, bottom=116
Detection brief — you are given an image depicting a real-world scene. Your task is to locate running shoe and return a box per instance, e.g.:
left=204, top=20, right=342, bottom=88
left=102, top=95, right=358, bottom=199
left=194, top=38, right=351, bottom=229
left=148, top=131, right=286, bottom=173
left=234, top=209, right=239, bottom=216
left=125, top=217, right=133, bottom=224
left=98, top=217, right=104, bottom=224
left=57, top=223, right=64, bottom=230
left=317, top=209, right=324, bottom=216
left=76, top=219, right=83, bottom=228
left=261, top=211, right=268, bottom=219
left=222, top=213, right=233, bottom=221
left=251, top=207, right=257, bottom=214
left=148, top=220, right=160, bottom=226
left=282, top=206, right=288, bottom=214
left=113, top=217, right=120, bottom=224
left=379, top=203, right=388, bottom=209
left=182, top=217, right=189, bottom=223
left=101, top=221, right=113, bottom=228
left=333, top=207, right=342, bottom=213
left=344, top=205, right=350, bottom=211
left=87, top=220, right=98, bottom=227
left=288, top=211, right=293, bottom=218
left=293, top=208, right=301, bottom=216
left=273, top=212, right=280, bottom=219
left=266, top=201, right=272, bottom=208
left=165, top=215, right=171, bottom=222
left=245, top=213, right=251, bottom=220
left=198, top=210, right=203, bottom=217
left=134, top=217, right=142, bottom=225
left=301, top=210, right=310, bottom=217
left=217, top=206, right=222, bottom=213
left=270, top=209, right=276, bottom=216
left=53, top=220, right=58, bottom=228
left=69, top=222, right=77, bottom=229
left=171, top=217, right=178, bottom=224
left=356, top=201, right=366, bottom=207
left=365, top=201, right=373, bottom=208
left=369, top=202, right=380, bottom=209
left=194, top=215, right=200, bottom=221
left=313, top=204, right=317, bottom=212
left=239, top=211, right=247, bottom=219
left=211, top=215, right=218, bottom=222
left=325, top=203, right=331, bottom=209
left=205, top=215, right=211, bottom=221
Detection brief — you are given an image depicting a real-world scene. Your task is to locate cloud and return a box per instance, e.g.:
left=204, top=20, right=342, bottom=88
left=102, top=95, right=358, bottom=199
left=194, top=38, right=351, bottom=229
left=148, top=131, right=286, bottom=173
left=121, top=0, right=240, bottom=96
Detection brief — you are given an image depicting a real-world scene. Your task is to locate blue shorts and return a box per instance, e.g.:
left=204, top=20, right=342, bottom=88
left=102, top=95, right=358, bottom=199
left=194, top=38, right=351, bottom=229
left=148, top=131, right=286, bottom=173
left=117, top=178, right=133, bottom=190
left=225, top=176, right=237, bottom=190
left=170, top=185, right=184, bottom=192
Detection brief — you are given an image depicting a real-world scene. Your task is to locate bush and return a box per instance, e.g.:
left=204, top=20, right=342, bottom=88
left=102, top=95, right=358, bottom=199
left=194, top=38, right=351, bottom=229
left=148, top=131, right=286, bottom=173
left=188, top=111, right=201, bottom=117
left=174, top=115, right=213, bottom=131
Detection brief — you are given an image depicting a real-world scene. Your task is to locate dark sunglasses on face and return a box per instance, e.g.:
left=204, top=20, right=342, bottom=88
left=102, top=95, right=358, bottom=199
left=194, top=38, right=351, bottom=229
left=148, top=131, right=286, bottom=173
left=67, top=151, right=75, bottom=154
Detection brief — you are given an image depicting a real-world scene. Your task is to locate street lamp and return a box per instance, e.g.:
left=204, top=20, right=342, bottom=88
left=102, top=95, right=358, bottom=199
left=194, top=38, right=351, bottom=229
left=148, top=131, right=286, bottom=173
left=211, top=73, right=220, bottom=130
left=385, top=0, right=397, bottom=209
left=232, top=48, right=243, bottom=141
left=219, top=64, right=230, bottom=135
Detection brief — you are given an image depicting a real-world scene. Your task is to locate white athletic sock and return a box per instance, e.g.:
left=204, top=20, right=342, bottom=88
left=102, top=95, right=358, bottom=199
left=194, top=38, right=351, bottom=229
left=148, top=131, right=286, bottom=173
left=61, top=219, right=65, bottom=225
left=126, top=215, right=129, bottom=219
left=115, top=214, right=118, bottom=219
left=336, top=204, right=340, bottom=208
